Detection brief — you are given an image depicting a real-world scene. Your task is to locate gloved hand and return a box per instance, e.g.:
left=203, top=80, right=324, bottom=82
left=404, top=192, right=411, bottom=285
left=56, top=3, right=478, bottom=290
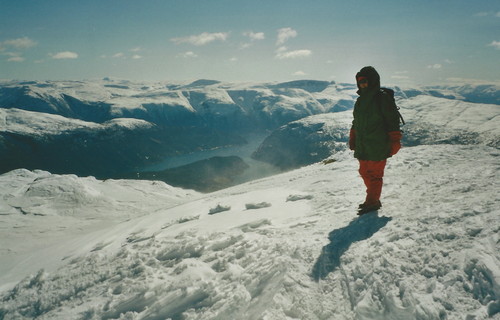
left=349, top=128, right=356, bottom=150
left=388, top=131, right=402, bottom=156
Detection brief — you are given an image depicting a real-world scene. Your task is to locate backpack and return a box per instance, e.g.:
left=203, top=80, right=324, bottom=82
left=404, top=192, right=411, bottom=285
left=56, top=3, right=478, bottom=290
left=376, top=87, right=406, bottom=125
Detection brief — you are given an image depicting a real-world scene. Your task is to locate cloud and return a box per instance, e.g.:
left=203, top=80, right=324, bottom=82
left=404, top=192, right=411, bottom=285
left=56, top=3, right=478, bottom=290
left=243, top=31, right=265, bottom=41
left=112, top=52, right=125, bottom=58
left=132, top=54, right=142, bottom=59
left=239, top=31, right=265, bottom=50
left=171, top=32, right=229, bottom=46
left=51, top=51, right=78, bottom=59
left=427, top=64, right=442, bottom=69
left=178, top=51, right=198, bottom=58
left=2, top=37, right=37, bottom=49
left=274, top=28, right=310, bottom=59
left=474, top=11, right=500, bottom=18
left=276, top=27, right=297, bottom=45
left=7, top=56, right=25, bottom=62
left=293, top=71, right=306, bottom=76
left=276, top=49, right=312, bottom=59
left=239, top=43, right=252, bottom=50
left=130, top=47, right=142, bottom=52
left=488, top=40, right=500, bottom=50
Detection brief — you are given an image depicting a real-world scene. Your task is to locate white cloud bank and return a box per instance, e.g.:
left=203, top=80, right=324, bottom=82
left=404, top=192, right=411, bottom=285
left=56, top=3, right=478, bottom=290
left=427, top=63, right=442, bottom=69
left=244, top=31, right=265, bottom=41
left=178, top=51, right=198, bottom=58
left=7, top=56, right=25, bottom=62
left=274, top=28, right=312, bottom=59
left=1, top=37, right=37, bottom=62
left=51, top=51, right=79, bottom=59
left=276, top=27, right=297, bottom=45
left=2, top=37, right=37, bottom=49
left=239, top=31, right=265, bottom=50
left=171, top=32, right=229, bottom=46
left=275, top=46, right=312, bottom=59
left=488, top=40, right=500, bottom=50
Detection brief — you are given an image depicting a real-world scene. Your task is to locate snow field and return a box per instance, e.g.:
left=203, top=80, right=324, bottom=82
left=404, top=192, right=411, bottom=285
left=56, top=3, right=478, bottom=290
left=0, top=145, right=499, bottom=319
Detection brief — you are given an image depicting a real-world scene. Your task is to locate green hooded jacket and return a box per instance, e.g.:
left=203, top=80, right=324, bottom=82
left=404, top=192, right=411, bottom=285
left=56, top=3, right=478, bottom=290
left=352, top=66, right=401, bottom=161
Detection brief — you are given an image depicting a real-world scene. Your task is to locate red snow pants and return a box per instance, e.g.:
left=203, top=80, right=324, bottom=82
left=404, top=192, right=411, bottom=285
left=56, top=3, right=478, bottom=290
left=358, top=159, right=387, bottom=205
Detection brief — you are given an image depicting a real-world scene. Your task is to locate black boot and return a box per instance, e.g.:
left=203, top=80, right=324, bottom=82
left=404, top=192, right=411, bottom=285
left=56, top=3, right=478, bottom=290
left=357, top=201, right=382, bottom=215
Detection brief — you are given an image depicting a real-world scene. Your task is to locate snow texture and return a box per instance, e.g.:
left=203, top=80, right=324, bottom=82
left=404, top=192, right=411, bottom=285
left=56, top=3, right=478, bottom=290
left=0, top=144, right=499, bottom=320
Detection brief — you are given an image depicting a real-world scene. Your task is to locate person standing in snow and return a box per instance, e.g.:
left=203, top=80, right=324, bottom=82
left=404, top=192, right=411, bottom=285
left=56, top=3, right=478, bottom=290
left=349, top=66, right=402, bottom=215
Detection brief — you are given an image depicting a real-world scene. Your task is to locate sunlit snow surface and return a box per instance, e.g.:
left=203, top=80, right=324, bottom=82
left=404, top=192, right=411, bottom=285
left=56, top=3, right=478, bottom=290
left=0, top=144, right=499, bottom=320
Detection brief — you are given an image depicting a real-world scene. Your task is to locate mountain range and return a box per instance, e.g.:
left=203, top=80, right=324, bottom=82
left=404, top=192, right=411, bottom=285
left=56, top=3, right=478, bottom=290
left=1, top=79, right=499, bottom=188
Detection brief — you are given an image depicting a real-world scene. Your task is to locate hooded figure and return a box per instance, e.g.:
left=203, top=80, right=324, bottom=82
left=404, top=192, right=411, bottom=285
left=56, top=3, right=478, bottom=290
left=349, top=66, right=402, bottom=214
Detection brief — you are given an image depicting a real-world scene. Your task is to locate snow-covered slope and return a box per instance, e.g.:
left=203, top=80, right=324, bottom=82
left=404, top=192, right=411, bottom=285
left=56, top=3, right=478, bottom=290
left=0, top=107, right=153, bottom=136
left=0, top=169, right=199, bottom=290
left=252, top=112, right=353, bottom=170
left=397, top=83, right=500, bottom=105
left=0, top=79, right=349, bottom=128
left=0, top=144, right=498, bottom=319
left=0, top=108, right=178, bottom=178
left=254, top=95, right=500, bottom=169
left=401, top=96, right=499, bottom=147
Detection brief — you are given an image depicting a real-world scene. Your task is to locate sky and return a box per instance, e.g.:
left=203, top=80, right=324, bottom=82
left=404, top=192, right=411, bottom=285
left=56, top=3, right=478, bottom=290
left=0, top=0, right=499, bottom=85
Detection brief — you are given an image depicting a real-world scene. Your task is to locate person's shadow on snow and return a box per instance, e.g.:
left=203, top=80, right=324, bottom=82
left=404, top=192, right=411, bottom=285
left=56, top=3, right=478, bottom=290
left=311, top=213, right=392, bottom=281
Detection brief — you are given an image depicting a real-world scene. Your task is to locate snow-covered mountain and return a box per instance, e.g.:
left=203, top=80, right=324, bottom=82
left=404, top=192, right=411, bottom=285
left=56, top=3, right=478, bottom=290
left=0, top=79, right=355, bottom=178
left=395, top=83, right=500, bottom=105
left=253, top=95, right=500, bottom=169
left=0, top=79, right=348, bottom=127
left=1, top=79, right=499, bottom=181
left=0, top=144, right=498, bottom=319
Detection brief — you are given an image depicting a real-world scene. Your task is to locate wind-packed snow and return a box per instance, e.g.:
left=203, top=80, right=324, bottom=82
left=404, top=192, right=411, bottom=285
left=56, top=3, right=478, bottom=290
left=400, top=96, right=500, bottom=146
left=0, top=108, right=154, bottom=136
left=1, top=144, right=499, bottom=320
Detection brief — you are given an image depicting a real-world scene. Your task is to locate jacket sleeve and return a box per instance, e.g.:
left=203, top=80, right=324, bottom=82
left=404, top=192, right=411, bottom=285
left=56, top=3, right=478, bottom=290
left=349, top=101, right=358, bottom=150
left=380, top=94, right=401, bottom=132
